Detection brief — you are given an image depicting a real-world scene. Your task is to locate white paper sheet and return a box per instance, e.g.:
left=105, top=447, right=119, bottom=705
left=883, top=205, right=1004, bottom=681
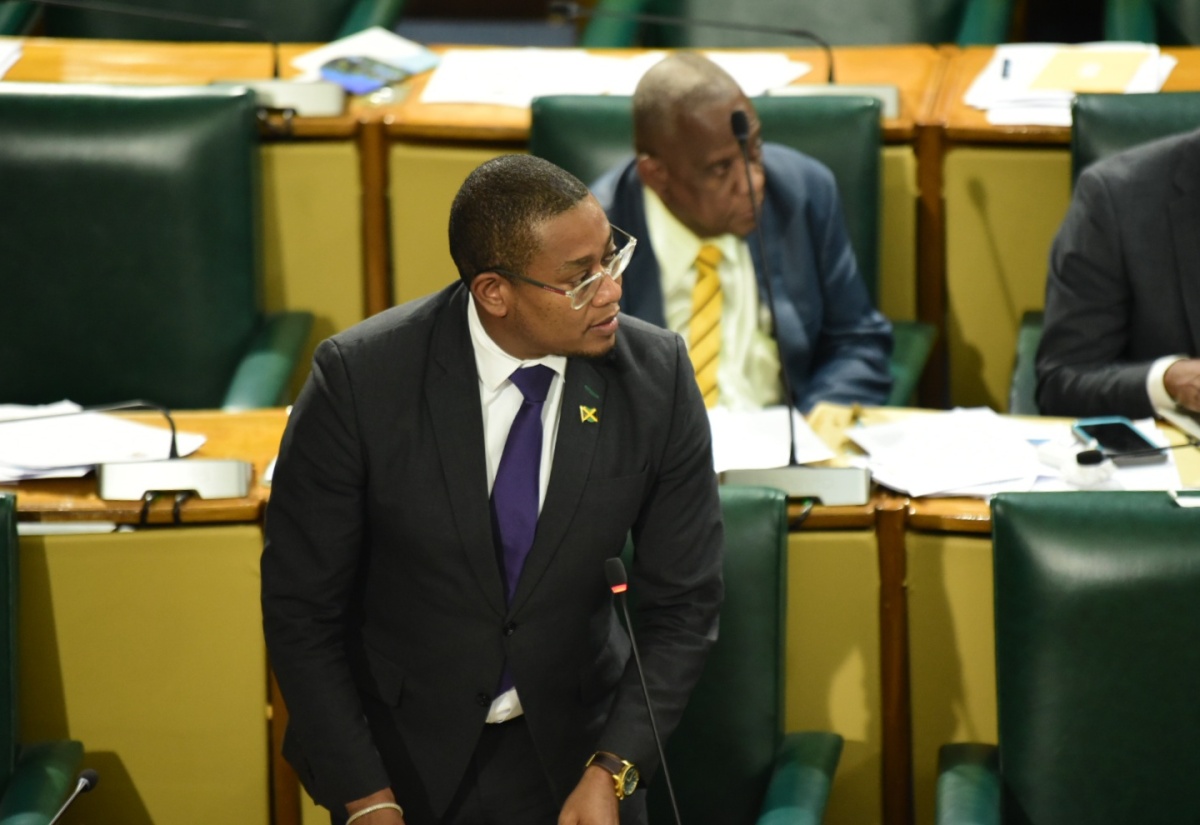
left=290, top=26, right=440, bottom=81
left=708, top=406, right=834, bottom=472
left=0, top=38, right=21, bottom=80
left=0, top=402, right=206, bottom=481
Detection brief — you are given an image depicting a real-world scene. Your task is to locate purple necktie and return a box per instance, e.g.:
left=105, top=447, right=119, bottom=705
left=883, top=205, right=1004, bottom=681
left=492, top=364, right=555, bottom=605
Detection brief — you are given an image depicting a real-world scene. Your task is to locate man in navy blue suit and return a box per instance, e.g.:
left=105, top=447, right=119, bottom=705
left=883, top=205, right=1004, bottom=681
left=592, top=52, right=892, bottom=412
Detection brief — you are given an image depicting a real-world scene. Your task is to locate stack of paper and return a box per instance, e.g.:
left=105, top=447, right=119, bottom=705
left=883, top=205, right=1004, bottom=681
left=707, top=406, right=834, bottom=472
left=964, top=42, right=1176, bottom=127
left=290, top=26, right=440, bottom=82
left=848, top=408, right=1182, bottom=497
left=420, top=49, right=810, bottom=108
left=0, top=401, right=205, bottom=482
left=0, top=38, right=21, bottom=80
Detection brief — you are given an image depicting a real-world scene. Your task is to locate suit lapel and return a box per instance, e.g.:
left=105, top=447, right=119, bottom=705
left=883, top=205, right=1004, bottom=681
left=427, top=289, right=507, bottom=618
left=510, top=357, right=607, bottom=613
left=1170, top=149, right=1200, bottom=355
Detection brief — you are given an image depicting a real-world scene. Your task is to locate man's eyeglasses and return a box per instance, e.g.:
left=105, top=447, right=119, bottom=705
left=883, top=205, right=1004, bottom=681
left=486, top=225, right=637, bottom=310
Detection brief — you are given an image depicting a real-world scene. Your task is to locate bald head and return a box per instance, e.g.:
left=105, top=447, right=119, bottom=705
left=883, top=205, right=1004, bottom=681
left=633, top=52, right=746, bottom=156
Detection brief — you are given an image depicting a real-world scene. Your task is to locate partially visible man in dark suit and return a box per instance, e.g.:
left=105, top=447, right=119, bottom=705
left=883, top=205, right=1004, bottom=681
left=1037, top=128, right=1200, bottom=419
left=592, top=52, right=893, bottom=412
left=262, top=155, right=723, bottom=825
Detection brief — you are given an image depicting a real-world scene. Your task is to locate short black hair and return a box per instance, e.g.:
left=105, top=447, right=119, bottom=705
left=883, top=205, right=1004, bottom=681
left=448, top=154, right=591, bottom=286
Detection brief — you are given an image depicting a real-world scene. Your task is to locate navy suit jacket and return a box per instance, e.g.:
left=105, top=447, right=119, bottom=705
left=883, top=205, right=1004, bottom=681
left=592, top=143, right=893, bottom=412
left=1038, top=129, right=1200, bottom=417
left=262, top=283, right=723, bottom=822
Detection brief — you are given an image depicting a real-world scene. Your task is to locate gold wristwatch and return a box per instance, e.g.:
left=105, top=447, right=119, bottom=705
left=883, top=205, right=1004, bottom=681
left=586, top=751, right=639, bottom=799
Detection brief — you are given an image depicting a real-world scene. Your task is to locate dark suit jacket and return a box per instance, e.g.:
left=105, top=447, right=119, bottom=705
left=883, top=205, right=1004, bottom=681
left=262, top=283, right=723, bottom=821
left=1038, top=128, right=1200, bottom=417
left=592, top=143, right=893, bottom=412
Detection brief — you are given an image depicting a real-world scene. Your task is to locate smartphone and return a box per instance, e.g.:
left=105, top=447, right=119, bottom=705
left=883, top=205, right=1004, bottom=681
left=319, top=56, right=410, bottom=95
left=1072, top=416, right=1166, bottom=464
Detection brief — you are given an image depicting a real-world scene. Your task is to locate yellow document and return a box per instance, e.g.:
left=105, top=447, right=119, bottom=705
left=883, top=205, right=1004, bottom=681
left=1030, top=49, right=1151, bottom=92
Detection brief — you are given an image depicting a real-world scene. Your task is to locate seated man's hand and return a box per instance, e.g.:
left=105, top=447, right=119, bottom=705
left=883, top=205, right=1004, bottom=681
left=559, top=765, right=619, bottom=825
left=1164, top=358, right=1200, bottom=412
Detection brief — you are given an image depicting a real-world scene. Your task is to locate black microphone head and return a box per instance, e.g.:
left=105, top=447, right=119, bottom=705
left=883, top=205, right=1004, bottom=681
left=547, top=1, right=581, bottom=20
left=1075, top=449, right=1105, bottom=466
left=604, top=557, right=628, bottom=589
left=730, top=109, right=750, bottom=143
left=79, top=768, right=99, bottom=791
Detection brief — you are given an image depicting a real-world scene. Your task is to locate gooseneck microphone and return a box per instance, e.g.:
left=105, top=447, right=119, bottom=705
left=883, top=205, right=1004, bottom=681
left=548, top=0, right=835, bottom=83
left=604, top=557, right=682, bottom=825
left=1076, top=437, right=1200, bottom=466
left=11, top=0, right=280, bottom=78
left=732, top=109, right=798, bottom=467
left=47, top=768, right=99, bottom=825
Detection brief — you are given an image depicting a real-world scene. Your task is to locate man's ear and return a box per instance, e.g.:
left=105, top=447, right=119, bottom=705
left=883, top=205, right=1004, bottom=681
left=470, top=271, right=511, bottom=318
left=637, top=154, right=668, bottom=199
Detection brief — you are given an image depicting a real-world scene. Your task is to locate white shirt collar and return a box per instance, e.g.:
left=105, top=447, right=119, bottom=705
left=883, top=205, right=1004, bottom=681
left=467, top=293, right=566, bottom=391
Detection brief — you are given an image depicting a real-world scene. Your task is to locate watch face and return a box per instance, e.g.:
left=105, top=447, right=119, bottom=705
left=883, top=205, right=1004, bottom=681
left=621, top=765, right=639, bottom=796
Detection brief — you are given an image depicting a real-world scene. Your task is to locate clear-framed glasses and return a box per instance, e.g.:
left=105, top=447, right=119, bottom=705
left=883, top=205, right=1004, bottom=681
left=486, top=224, right=637, bottom=310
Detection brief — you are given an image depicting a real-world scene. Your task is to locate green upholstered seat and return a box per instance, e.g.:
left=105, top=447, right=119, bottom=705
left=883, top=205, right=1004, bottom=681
left=642, top=485, right=841, bottom=824
left=0, top=495, right=84, bottom=824
left=937, top=491, right=1200, bottom=825
left=530, top=93, right=934, bottom=406
left=0, top=84, right=312, bottom=410
left=0, top=0, right=405, bottom=41
left=578, top=0, right=1012, bottom=48
left=1072, top=91, right=1200, bottom=182
left=1007, top=310, right=1043, bottom=415
left=1105, top=0, right=1200, bottom=44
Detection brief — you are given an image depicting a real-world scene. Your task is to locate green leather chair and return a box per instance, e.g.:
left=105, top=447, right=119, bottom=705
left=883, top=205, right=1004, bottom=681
left=1105, top=0, right=1200, bottom=44
left=530, top=94, right=935, bottom=406
left=1072, top=91, right=1200, bottom=182
left=639, top=485, right=841, bottom=824
left=579, top=0, right=1013, bottom=48
left=0, top=84, right=312, bottom=410
left=937, top=491, right=1200, bottom=824
left=0, top=495, right=85, bottom=824
left=1006, top=310, right=1042, bottom=415
left=0, top=0, right=405, bottom=41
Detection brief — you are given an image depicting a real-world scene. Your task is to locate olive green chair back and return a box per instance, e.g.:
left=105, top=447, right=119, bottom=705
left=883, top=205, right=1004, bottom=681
left=530, top=93, right=934, bottom=405
left=0, top=84, right=311, bottom=410
left=1106, top=0, right=1200, bottom=45
left=0, top=0, right=405, bottom=40
left=992, top=492, right=1200, bottom=823
left=580, top=0, right=1013, bottom=47
left=642, top=485, right=841, bottom=824
left=1072, top=91, right=1200, bottom=182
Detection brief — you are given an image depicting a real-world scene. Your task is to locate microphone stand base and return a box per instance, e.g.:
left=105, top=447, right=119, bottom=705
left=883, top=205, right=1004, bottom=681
left=720, top=466, right=871, bottom=506
left=98, top=459, right=253, bottom=501
left=767, top=83, right=900, bottom=119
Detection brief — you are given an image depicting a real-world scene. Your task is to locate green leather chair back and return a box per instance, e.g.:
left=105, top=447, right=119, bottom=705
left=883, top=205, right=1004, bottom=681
left=1106, top=0, right=1200, bottom=45
left=0, top=85, right=261, bottom=409
left=0, top=0, right=405, bottom=41
left=531, top=94, right=881, bottom=301
left=580, top=0, right=1013, bottom=47
left=0, top=496, right=16, bottom=794
left=1007, top=310, right=1043, bottom=415
left=991, top=492, right=1200, bottom=824
left=646, top=485, right=786, bottom=824
left=1072, top=91, right=1200, bottom=182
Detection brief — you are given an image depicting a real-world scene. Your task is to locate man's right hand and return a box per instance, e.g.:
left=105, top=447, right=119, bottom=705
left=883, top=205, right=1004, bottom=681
left=346, top=788, right=405, bottom=824
left=1164, top=358, right=1200, bottom=412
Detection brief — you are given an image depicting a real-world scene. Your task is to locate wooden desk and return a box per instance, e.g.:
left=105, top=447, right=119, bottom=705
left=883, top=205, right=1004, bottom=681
left=922, top=46, right=1200, bottom=411
left=7, top=410, right=289, bottom=825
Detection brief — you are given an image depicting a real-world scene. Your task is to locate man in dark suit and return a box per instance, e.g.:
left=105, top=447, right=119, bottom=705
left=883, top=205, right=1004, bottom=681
left=592, top=52, right=892, bottom=412
left=262, top=155, right=723, bottom=825
left=1037, top=128, right=1200, bottom=419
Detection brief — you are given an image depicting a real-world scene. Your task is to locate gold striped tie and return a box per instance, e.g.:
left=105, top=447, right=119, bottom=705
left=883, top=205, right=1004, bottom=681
left=689, top=244, right=723, bottom=409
